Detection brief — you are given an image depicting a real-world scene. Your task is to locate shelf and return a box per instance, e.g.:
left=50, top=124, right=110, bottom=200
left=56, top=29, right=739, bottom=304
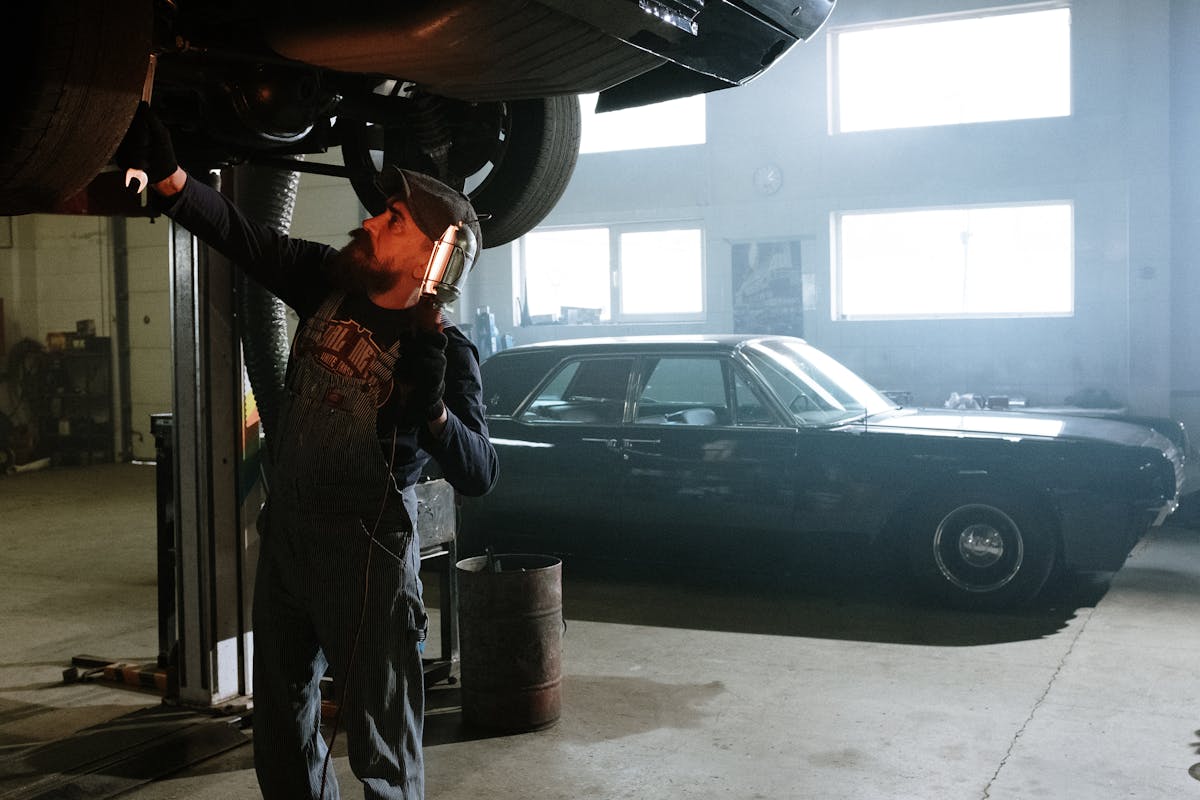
left=37, top=337, right=114, bottom=465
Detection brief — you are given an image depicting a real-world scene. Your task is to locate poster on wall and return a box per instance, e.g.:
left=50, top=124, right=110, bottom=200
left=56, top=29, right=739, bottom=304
left=731, top=239, right=804, bottom=337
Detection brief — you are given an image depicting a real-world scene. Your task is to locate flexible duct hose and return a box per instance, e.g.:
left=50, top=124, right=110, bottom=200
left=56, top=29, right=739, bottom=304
left=230, top=163, right=302, bottom=455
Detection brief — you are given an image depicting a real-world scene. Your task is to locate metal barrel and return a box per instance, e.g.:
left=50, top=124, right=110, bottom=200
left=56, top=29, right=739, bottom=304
left=455, top=553, right=562, bottom=732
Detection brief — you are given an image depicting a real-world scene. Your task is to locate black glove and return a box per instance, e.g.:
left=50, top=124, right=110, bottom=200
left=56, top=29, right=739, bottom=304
left=115, top=101, right=178, bottom=184
left=401, top=331, right=448, bottom=423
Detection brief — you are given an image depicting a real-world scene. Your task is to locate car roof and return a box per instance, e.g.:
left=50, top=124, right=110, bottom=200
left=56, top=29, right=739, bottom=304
left=493, top=333, right=807, bottom=356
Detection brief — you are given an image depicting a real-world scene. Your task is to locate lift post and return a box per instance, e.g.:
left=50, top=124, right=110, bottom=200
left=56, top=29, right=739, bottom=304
left=169, top=172, right=257, bottom=709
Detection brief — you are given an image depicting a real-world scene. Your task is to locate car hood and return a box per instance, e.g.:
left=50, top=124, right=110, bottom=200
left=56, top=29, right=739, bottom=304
left=865, top=407, right=1171, bottom=449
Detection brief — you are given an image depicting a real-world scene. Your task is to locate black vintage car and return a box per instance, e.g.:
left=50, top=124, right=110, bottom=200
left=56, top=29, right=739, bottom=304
left=1, top=0, right=835, bottom=244
left=461, top=335, right=1187, bottom=608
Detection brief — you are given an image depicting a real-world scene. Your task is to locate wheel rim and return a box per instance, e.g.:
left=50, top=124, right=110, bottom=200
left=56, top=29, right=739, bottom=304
left=931, top=503, right=1024, bottom=593
left=340, top=98, right=512, bottom=215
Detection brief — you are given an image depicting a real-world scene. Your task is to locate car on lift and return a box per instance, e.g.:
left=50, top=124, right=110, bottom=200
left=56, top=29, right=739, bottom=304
left=458, top=335, right=1187, bottom=609
left=0, top=0, right=835, bottom=246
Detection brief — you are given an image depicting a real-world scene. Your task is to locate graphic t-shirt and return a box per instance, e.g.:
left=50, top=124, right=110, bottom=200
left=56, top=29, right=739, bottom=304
left=161, top=176, right=498, bottom=496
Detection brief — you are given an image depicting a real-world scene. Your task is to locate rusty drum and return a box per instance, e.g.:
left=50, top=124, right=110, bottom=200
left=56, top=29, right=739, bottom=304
left=455, top=553, right=562, bottom=732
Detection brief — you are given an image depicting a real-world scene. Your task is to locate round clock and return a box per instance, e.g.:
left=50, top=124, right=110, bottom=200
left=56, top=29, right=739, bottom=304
left=753, top=164, right=783, bottom=195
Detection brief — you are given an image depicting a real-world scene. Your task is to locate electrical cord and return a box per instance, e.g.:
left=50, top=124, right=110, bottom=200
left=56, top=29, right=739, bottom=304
left=318, top=426, right=407, bottom=799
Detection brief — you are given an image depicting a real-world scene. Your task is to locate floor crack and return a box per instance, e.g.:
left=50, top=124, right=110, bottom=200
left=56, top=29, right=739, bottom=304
left=979, top=607, right=1094, bottom=799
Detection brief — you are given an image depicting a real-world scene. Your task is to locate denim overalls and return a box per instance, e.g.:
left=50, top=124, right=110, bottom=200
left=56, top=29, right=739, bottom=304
left=252, top=292, right=428, bottom=800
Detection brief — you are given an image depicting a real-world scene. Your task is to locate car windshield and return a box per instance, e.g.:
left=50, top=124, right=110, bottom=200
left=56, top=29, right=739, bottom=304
left=745, top=339, right=897, bottom=425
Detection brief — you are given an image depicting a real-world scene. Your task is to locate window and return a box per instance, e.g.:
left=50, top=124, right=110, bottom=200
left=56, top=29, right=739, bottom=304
left=520, top=225, right=704, bottom=323
left=634, top=358, right=729, bottom=426
left=520, top=358, right=633, bottom=425
left=832, top=203, right=1074, bottom=320
left=830, top=5, right=1071, bottom=133
left=579, top=93, right=706, bottom=153
left=521, top=228, right=611, bottom=322
left=733, top=370, right=779, bottom=427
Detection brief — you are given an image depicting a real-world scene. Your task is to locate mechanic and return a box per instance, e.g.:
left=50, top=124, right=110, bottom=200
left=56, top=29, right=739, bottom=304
left=117, top=103, right=498, bottom=800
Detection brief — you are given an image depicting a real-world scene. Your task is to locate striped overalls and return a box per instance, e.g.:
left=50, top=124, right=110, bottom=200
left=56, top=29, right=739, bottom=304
left=252, top=293, right=428, bottom=800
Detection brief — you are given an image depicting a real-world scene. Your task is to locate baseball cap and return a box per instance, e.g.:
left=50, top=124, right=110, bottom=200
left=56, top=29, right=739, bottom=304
left=375, top=165, right=483, bottom=251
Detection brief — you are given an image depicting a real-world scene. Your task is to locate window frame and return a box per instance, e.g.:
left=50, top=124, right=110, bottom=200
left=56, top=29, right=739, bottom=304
left=519, top=221, right=707, bottom=324
left=830, top=200, right=1076, bottom=322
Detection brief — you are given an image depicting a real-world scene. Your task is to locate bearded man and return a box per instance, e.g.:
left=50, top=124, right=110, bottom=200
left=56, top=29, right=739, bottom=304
left=118, top=102, right=498, bottom=800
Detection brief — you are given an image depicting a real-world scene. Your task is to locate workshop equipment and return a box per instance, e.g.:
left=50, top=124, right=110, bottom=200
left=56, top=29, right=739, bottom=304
left=456, top=553, right=562, bottom=732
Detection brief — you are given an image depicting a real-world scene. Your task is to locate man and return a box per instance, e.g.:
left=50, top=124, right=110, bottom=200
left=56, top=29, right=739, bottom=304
left=117, top=103, right=498, bottom=800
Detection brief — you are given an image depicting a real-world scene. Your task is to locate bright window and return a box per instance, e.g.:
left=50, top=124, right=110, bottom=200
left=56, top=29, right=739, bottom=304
left=521, top=228, right=611, bottom=322
left=579, top=92, right=706, bottom=153
left=520, top=225, right=705, bottom=323
left=832, top=203, right=1074, bottom=320
left=619, top=229, right=703, bottom=315
left=831, top=5, right=1071, bottom=133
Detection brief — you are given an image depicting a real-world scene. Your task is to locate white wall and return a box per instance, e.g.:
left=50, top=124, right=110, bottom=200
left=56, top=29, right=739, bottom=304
left=124, top=216, right=172, bottom=458
left=470, top=0, right=1197, bottom=435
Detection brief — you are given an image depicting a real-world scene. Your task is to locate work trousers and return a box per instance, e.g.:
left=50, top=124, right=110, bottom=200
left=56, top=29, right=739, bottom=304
left=252, top=497, right=426, bottom=800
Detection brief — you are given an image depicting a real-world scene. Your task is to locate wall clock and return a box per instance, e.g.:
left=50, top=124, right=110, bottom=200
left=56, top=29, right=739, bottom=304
left=753, top=164, right=783, bottom=195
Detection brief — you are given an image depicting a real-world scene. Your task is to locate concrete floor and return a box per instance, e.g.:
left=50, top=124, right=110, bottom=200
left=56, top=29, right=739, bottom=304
left=2, top=463, right=1199, bottom=799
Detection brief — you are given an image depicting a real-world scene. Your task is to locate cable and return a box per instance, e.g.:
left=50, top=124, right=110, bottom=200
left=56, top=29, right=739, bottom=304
left=318, top=426, right=403, bottom=800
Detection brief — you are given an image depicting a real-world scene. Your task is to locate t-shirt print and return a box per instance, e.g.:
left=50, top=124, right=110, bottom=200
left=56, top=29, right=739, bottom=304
left=297, top=316, right=395, bottom=408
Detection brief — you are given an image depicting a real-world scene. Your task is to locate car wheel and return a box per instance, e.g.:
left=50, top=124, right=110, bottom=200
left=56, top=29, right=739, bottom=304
left=907, top=488, right=1057, bottom=609
left=341, top=94, right=581, bottom=247
left=0, top=0, right=152, bottom=214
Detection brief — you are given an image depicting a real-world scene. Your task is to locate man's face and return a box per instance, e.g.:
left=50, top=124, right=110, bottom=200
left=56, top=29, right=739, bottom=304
left=326, top=198, right=434, bottom=307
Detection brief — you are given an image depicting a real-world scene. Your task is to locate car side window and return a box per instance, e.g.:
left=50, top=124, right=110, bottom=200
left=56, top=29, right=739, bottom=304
left=519, top=357, right=632, bottom=424
left=733, top=370, right=781, bottom=427
left=634, top=357, right=730, bottom=426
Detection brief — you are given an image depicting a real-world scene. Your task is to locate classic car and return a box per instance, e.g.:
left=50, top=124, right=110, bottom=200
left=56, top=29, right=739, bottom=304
left=459, top=335, right=1187, bottom=608
left=1, top=0, right=835, bottom=244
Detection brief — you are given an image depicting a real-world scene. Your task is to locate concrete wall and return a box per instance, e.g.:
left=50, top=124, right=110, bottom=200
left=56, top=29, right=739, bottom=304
left=0, top=214, right=121, bottom=450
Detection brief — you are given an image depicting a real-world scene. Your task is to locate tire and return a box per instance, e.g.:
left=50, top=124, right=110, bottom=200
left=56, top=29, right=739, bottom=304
left=342, top=95, right=581, bottom=248
left=0, top=1, right=152, bottom=214
left=906, top=488, right=1057, bottom=609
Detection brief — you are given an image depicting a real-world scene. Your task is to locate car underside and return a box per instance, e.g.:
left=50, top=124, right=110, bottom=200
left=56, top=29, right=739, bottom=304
left=0, top=0, right=834, bottom=245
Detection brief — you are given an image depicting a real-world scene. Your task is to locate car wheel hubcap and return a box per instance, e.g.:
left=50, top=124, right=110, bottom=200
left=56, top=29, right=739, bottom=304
left=932, top=503, right=1025, bottom=593
left=957, top=524, right=1005, bottom=567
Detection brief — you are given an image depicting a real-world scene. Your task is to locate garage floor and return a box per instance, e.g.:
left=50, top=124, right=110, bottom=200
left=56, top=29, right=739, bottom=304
left=2, top=463, right=1199, bottom=799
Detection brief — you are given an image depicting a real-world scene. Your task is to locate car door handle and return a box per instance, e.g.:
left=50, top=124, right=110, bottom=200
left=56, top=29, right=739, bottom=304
left=581, top=437, right=620, bottom=450
left=622, top=438, right=661, bottom=446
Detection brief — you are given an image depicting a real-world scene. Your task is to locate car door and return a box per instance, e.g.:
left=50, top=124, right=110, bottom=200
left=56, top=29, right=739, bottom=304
left=618, top=354, right=799, bottom=564
left=497, top=355, right=634, bottom=557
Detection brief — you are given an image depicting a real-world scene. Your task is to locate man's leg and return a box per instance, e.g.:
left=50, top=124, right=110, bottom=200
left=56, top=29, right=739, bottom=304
left=341, top=623, right=425, bottom=800
left=253, top=540, right=338, bottom=800
left=317, top=530, right=426, bottom=800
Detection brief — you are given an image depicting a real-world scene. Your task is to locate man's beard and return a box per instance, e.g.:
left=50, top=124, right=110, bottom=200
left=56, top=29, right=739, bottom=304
left=324, top=231, right=402, bottom=295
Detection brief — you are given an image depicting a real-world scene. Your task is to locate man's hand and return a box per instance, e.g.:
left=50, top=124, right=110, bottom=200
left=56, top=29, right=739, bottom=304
left=401, top=331, right=448, bottom=426
left=115, top=101, right=178, bottom=185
